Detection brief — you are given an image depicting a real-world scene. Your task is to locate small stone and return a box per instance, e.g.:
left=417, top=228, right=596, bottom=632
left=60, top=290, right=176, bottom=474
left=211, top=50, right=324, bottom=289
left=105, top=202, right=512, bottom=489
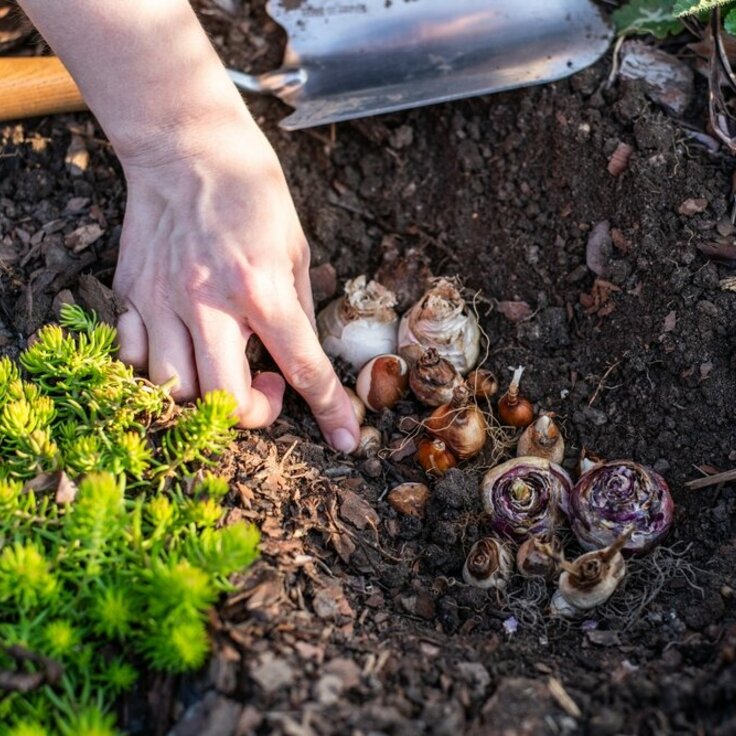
left=249, top=653, right=294, bottom=694
left=497, top=300, right=533, bottom=322
left=586, top=221, right=612, bottom=277
left=387, top=482, right=430, bottom=518
left=678, top=197, right=708, bottom=216
left=580, top=406, right=608, bottom=426
left=314, top=673, right=344, bottom=706
left=456, top=662, right=491, bottom=698
left=717, top=217, right=735, bottom=238
left=324, top=657, right=362, bottom=690
left=389, top=124, right=414, bottom=150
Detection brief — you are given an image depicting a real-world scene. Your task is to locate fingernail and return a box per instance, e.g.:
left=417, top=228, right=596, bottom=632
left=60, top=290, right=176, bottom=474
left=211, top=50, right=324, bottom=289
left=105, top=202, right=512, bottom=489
left=330, top=428, right=357, bottom=454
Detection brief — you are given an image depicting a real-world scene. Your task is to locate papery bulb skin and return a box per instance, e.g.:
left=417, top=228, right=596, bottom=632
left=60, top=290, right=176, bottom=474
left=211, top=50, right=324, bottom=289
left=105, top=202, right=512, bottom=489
left=416, top=438, right=457, bottom=478
left=566, top=460, right=674, bottom=553
left=355, top=426, right=381, bottom=458
left=466, top=368, right=498, bottom=399
left=576, top=448, right=605, bottom=477
left=498, top=366, right=534, bottom=428
left=374, top=243, right=434, bottom=313
left=481, top=456, right=572, bottom=541
left=550, top=589, right=581, bottom=619
left=516, top=533, right=562, bottom=580
left=317, top=276, right=399, bottom=371
left=398, top=278, right=481, bottom=375
left=426, top=386, right=488, bottom=460
left=462, top=537, right=513, bottom=590
left=409, top=348, right=464, bottom=407
left=556, top=531, right=629, bottom=611
left=388, top=482, right=430, bottom=518
left=517, top=413, right=564, bottom=464
left=344, top=387, right=366, bottom=425
left=355, top=354, right=409, bottom=411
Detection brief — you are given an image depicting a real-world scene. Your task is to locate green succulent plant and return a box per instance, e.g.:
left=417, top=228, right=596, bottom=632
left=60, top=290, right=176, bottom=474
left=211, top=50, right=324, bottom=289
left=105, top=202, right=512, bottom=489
left=0, top=305, right=259, bottom=735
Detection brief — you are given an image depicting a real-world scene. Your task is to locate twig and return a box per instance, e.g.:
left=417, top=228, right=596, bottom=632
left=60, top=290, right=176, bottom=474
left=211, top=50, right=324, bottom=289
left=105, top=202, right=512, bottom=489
left=587, top=361, right=621, bottom=407
left=686, top=467, right=736, bottom=489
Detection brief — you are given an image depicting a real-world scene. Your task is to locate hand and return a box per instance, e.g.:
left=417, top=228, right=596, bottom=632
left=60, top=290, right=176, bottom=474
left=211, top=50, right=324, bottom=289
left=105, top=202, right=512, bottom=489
left=112, top=114, right=359, bottom=453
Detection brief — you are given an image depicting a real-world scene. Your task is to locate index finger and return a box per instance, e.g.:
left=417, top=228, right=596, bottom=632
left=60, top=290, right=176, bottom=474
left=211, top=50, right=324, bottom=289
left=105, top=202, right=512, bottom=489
left=249, top=290, right=360, bottom=453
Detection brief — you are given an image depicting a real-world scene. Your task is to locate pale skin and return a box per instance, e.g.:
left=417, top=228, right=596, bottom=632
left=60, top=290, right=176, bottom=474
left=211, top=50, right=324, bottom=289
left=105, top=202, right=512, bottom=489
left=18, top=0, right=360, bottom=453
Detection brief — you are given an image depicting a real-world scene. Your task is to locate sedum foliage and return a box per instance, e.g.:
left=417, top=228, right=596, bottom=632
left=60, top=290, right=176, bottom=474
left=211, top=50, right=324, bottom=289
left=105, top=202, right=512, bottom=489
left=0, top=306, right=259, bottom=735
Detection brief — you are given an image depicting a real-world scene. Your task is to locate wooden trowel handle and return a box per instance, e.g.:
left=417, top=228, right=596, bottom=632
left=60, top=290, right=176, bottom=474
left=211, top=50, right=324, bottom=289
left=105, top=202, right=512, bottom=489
left=0, top=57, right=87, bottom=122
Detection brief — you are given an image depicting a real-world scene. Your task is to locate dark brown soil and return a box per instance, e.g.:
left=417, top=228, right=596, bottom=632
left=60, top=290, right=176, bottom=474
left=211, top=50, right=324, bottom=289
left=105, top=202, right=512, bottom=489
left=2, top=2, right=736, bottom=734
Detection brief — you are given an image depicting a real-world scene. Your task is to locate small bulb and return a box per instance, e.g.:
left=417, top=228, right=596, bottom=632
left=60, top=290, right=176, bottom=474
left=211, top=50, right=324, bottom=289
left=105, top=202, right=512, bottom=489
left=465, top=368, right=498, bottom=399
left=355, top=354, right=409, bottom=412
left=317, top=276, right=399, bottom=371
left=409, top=348, right=463, bottom=407
left=554, top=529, right=631, bottom=614
left=415, top=438, right=457, bottom=478
left=462, top=537, right=513, bottom=590
left=517, top=413, right=564, bottom=464
left=516, top=533, right=562, bottom=580
left=355, top=426, right=381, bottom=458
left=398, top=278, right=481, bottom=375
left=498, top=366, right=534, bottom=428
left=426, top=386, right=488, bottom=460
left=344, top=387, right=366, bottom=425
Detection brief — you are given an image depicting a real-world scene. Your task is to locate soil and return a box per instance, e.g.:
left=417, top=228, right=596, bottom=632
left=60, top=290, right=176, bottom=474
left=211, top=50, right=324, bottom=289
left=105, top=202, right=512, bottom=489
left=2, top=1, right=736, bottom=734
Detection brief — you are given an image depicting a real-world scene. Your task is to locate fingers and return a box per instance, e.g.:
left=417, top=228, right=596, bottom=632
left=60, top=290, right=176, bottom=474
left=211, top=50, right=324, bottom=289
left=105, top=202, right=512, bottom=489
left=189, top=309, right=283, bottom=428
left=250, top=291, right=359, bottom=453
left=116, top=301, right=148, bottom=369
left=293, top=263, right=317, bottom=332
left=147, top=312, right=199, bottom=401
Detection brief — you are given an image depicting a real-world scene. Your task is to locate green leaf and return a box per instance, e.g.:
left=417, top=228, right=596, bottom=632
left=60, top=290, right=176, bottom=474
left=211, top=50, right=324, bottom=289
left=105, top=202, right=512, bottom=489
left=674, top=0, right=735, bottom=16
left=724, top=5, right=736, bottom=31
left=613, top=0, right=684, bottom=38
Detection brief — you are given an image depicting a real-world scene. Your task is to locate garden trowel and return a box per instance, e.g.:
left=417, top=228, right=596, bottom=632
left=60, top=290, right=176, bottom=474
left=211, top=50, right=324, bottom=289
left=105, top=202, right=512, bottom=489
left=0, top=0, right=612, bottom=130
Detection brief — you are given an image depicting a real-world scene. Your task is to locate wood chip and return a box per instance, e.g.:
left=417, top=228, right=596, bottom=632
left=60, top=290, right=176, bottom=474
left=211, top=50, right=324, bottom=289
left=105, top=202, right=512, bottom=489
left=338, top=489, right=379, bottom=530
left=64, top=134, right=89, bottom=176
left=547, top=676, right=582, bottom=719
left=64, top=223, right=104, bottom=253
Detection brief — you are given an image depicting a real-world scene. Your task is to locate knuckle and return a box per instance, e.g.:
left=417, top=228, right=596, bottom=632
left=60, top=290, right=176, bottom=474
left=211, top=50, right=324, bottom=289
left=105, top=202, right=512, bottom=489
left=287, top=359, right=322, bottom=395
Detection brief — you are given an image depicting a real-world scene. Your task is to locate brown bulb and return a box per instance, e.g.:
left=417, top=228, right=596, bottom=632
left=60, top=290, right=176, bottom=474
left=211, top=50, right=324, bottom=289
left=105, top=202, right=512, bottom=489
left=355, top=354, right=409, bottom=411
left=555, top=529, right=631, bottom=614
left=498, top=366, right=534, bottom=428
left=517, top=412, right=564, bottom=464
left=516, top=533, right=562, bottom=580
left=409, top=348, right=464, bottom=407
left=426, top=386, right=487, bottom=460
left=344, top=386, right=366, bottom=425
left=465, top=368, right=498, bottom=399
left=355, top=426, right=381, bottom=458
left=462, top=538, right=513, bottom=590
left=415, top=438, right=457, bottom=478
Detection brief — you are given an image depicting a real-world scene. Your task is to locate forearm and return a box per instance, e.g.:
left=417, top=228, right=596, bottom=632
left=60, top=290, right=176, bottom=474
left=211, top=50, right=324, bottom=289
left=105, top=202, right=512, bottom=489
left=17, top=0, right=253, bottom=161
